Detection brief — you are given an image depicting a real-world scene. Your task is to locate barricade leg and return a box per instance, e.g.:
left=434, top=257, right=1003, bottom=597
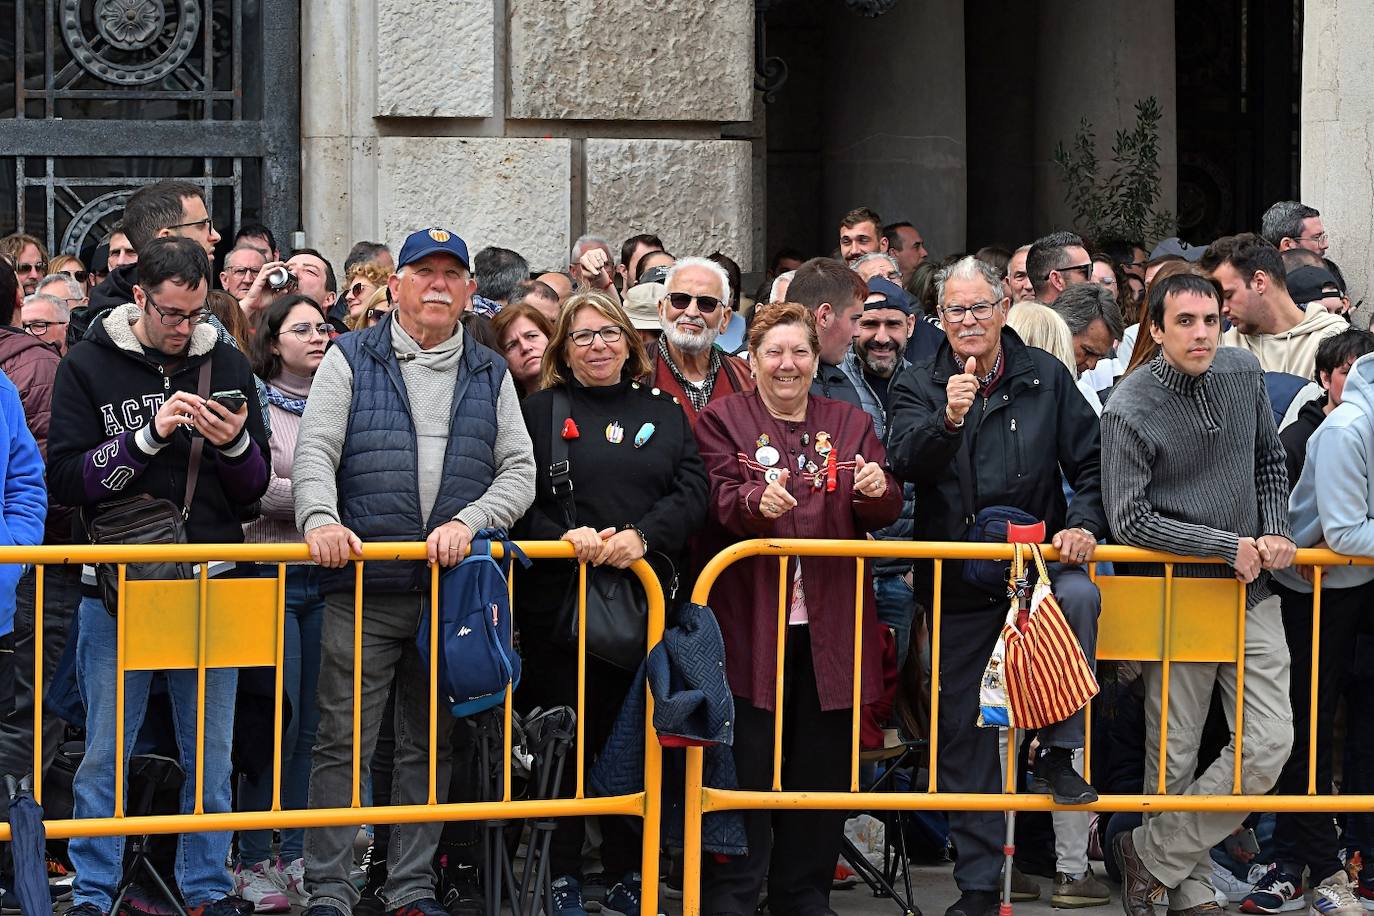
left=1135, top=594, right=1294, bottom=907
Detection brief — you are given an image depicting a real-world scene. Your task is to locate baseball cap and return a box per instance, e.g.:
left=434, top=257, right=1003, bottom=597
left=864, top=276, right=913, bottom=315
left=1286, top=265, right=1342, bottom=307
left=396, top=227, right=470, bottom=270
left=637, top=264, right=671, bottom=287
left=622, top=282, right=666, bottom=330
left=1149, top=237, right=1207, bottom=263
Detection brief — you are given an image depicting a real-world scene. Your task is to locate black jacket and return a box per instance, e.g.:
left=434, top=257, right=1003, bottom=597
left=811, top=361, right=863, bottom=409
left=1279, top=393, right=1328, bottom=490
left=47, top=304, right=271, bottom=548
left=887, top=328, right=1106, bottom=602
left=68, top=264, right=137, bottom=348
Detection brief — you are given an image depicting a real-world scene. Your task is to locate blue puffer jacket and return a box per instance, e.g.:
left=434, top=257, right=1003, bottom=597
left=322, top=316, right=505, bottom=594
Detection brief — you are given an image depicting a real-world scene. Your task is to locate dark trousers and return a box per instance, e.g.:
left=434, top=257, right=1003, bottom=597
left=702, top=626, right=851, bottom=916
left=1271, top=580, right=1371, bottom=879
left=516, top=636, right=639, bottom=882
left=931, top=565, right=1101, bottom=893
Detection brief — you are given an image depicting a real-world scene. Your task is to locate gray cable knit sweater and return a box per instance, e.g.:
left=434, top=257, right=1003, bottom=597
left=293, top=317, right=535, bottom=538
left=1100, top=348, right=1291, bottom=608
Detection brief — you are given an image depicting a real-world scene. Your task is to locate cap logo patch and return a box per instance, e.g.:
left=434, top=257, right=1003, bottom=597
left=428, top=229, right=451, bottom=242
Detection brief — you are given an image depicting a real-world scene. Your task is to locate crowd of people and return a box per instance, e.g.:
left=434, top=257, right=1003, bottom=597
left=0, top=181, right=1369, bottom=916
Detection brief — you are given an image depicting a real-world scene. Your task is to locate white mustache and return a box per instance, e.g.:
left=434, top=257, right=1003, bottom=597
left=676, top=317, right=706, bottom=331
left=422, top=294, right=453, bottom=305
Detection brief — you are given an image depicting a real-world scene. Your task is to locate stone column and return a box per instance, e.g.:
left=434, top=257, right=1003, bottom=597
left=1302, top=0, right=1373, bottom=307
left=300, top=0, right=756, bottom=273
left=1031, top=0, right=1177, bottom=234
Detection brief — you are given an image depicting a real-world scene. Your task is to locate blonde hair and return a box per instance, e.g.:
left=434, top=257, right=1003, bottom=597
left=1006, top=301, right=1075, bottom=375
left=540, top=292, right=651, bottom=390
left=349, top=285, right=391, bottom=331
left=345, top=261, right=392, bottom=288
left=48, top=254, right=84, bottom=276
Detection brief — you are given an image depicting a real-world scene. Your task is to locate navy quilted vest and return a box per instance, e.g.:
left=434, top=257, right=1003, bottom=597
left=323, top=312, right=506, bottom=594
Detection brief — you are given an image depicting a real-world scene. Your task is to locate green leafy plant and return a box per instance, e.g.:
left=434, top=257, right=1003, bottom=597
left=1053, top=96, right=1175, bottom=245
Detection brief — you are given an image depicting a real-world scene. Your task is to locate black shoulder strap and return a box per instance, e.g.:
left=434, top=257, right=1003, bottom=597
left=181, top=359, right=211, bottom=520
left=548, top=388, right=577, bottom=529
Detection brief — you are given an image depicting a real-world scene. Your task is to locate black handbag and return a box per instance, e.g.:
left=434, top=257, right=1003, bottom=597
left=81, top=361, right=211, bottom=616
left=953, top=431, right=1039, bottom=593
left=548, top=389, right=669, bottom=671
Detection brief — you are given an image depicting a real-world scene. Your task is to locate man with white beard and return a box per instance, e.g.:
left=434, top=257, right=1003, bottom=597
left=649, top=256, right=754, bottom=427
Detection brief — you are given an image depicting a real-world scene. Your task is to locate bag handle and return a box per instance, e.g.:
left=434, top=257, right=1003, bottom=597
left=181, top=360, right=211, bottom=521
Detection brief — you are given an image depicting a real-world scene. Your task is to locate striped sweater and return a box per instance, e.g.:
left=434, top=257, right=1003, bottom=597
left=1100, top=348, right=1291, bottom=607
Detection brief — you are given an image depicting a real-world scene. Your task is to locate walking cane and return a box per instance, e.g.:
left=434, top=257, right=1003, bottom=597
left=1000, top=520, right=1046, bottom=916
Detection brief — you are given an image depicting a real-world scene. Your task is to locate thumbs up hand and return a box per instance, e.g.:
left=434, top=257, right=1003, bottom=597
left=946, top=356, right=980, bottom=427
left=853, top=453, right=887, bottom=498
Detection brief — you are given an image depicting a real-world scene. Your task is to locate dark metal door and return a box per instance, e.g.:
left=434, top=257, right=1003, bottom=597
left=0, top=0, right=299, bottom=260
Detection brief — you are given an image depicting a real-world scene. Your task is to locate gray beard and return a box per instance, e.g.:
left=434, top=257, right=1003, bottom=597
left=663, top=322, right=717, bottom=355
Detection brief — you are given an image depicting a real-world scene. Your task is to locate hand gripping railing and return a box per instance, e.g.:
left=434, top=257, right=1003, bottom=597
left=0, top=541, right=665, bottom=916
left=679, top=539, right=1374, bottom=916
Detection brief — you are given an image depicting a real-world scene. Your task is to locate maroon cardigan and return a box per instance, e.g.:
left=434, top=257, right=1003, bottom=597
left=694, top=390, right=901, bottom=711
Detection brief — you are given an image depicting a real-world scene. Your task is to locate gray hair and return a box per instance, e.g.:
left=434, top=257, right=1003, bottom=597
left=1050, top=281, right=1124, bottom=339
left=851, top=252, right=901, bottom=276
left=1260, top=200, right=1321, bottom=247
left=570, top=234, right=611, bottom=263
left=934, top=255, right=1005, bottom=308
left=23, top=291, right=70, bottom=321
left=36, top=272, right=84, bottom=301
left=664, top=256, right=731, bottom=303
left=226, top=242, right=267, bottom=263
left=769, top=269, right=796, bottom=303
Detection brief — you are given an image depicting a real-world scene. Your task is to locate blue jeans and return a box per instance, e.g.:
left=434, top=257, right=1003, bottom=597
left=69, top=596, right=239, bottom=911
left=238, top=566, right=325, bottom=864
left=873, top=573, right=916, bottom=672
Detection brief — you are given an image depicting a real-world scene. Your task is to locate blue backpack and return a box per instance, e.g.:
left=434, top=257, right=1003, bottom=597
left=416, top=529, right=530, bottom=718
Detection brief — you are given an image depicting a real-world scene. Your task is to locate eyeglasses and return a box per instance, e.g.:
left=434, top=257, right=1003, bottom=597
left=167, top=216, right=214, bottom=233
left=569, top=325, right=625, bottom=347
left=283, top=321, right=332, bottom=340
left=1097, top=275, right=1117, bottom=288
left=147, top=297, right=212, bottom=327
left=225, top=266, right=260, bottom=279
left=1297, top=232, right=1330, bottom=245
left=1051, top=263, right=1093, bottom=279
left=664, top=292, right=722, bottom=314
left=938, top=302, right=999, bottom=322
left=23, top=320, right=67, bottom=336
left=15, top=261, right=46, bottom=275
left=365, top=307, right=390, bottom=322
left=56, top=269, right=88, bottom=283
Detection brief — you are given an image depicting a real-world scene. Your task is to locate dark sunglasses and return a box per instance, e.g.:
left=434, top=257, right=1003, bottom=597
left=664, top=291, right=722, bottom=314
left=57, top=269, right=89, bottom=283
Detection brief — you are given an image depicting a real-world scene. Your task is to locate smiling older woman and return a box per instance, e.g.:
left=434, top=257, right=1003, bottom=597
left=693, top=301, right=901, bottom=916
left=514, top=292, right=707, bottom=913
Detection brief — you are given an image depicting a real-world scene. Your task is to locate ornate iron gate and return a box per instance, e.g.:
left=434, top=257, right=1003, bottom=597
left=0, top=0, right=299, bottom=260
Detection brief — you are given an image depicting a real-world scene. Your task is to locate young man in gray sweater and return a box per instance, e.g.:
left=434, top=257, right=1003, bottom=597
left=1101, top=272, right=1296, bottom=916
left=293, top=227, right=535, bottom=916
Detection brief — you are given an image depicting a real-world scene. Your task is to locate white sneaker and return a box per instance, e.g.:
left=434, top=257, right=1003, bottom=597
left=271, top=857, right=307, bottom=907
left=1312, top=872, right=1363, bottom=916
left=234, top=860, right=290, bottom=913
left=1214, top=862, right=1270, bottom=904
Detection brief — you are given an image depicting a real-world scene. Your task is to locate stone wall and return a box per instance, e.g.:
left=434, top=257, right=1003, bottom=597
left=300, top=0, right=756, bottom=276
left=1302, top=0, right=1372, bottom=309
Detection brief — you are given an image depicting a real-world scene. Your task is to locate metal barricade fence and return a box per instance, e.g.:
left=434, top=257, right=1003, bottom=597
left=0, top=541, right=665, bottom=916
left=681, top=539, right=1374, bottom=916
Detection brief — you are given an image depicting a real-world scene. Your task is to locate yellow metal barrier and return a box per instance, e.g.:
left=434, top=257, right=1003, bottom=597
left=0, top=541, right=664, bottom=916
left=681, top=539, right=1374, bottom=916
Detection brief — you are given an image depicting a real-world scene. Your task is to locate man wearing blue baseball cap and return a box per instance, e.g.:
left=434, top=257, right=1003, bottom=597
left=293, top=227, right=536, bottom=916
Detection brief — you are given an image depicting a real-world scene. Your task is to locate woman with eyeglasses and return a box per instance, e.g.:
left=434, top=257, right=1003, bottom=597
left=232, top=293, right=332, bottom=910
left=514, top=292, right=707, bottom=915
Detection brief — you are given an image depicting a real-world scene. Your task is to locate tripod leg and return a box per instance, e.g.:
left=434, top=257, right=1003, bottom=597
left=139, top=846, right=190, bottom=916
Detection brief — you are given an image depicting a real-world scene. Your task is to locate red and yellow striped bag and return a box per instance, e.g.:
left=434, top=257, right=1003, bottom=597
left=977, top=543, right=1099, bottom=729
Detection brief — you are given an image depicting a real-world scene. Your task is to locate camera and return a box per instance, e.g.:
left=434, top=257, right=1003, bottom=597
left=266, top=266, right=297, bottom=290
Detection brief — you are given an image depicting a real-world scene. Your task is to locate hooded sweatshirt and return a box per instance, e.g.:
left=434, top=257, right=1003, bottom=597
left=0, top=369, right=47, bottom=635
left=1276, top=352, right=1374, bottom=592
left=1222, top=302, right=1347, bottom=378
